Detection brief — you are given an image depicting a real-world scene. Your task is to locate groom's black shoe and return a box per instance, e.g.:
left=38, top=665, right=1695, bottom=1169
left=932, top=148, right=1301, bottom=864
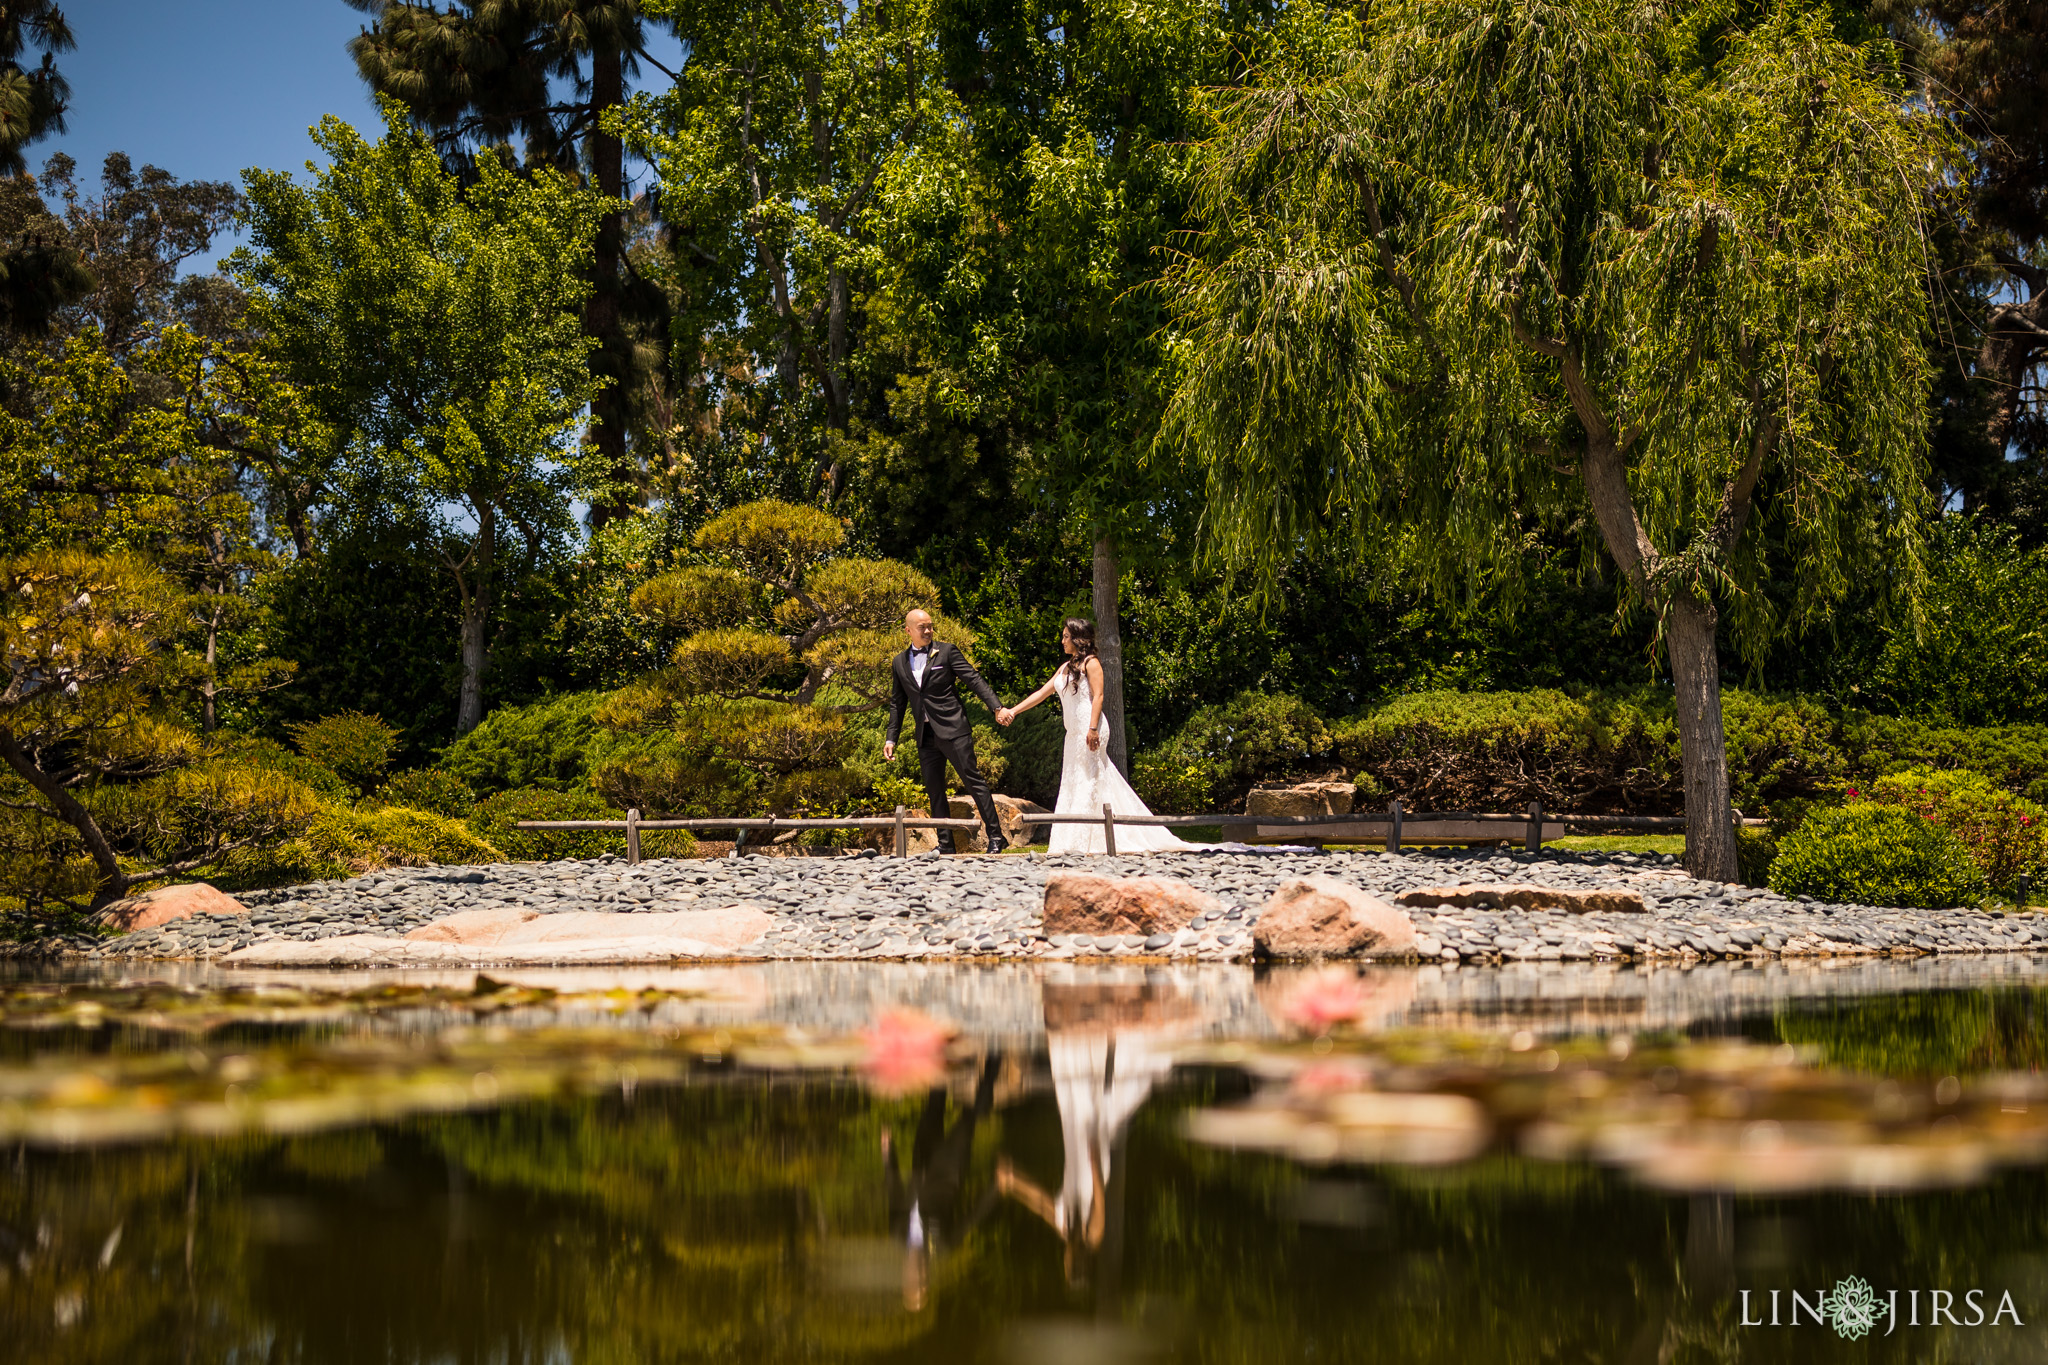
left=985, top=833, right=1009, bottom=855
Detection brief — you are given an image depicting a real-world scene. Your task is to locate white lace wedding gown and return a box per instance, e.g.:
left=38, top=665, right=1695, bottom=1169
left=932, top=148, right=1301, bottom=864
left=1048, top=667, right=1187, bottom=854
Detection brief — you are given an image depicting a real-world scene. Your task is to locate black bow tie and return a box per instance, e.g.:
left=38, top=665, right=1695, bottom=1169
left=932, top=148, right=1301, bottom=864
left=911, top=645, right=930, bottom=655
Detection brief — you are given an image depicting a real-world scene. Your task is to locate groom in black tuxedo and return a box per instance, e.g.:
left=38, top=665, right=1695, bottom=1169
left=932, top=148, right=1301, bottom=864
left=884, top=609, right=1009, bottom=854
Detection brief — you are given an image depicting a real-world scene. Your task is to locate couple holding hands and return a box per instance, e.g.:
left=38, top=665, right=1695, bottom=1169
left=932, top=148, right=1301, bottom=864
left=883, top=609, right=1184, bottom=856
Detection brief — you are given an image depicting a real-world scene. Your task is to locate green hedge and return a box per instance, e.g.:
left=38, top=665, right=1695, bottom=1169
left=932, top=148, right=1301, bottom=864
left=1768, top=804, right=1986, bottom=908
left=1863, top=769, right=2048, bottom=896
left=1132, top=692, right=1334, bottom=813
left=437, top=691, right=615, bottom=794
left=1328, top=688, right=1840, bottom=815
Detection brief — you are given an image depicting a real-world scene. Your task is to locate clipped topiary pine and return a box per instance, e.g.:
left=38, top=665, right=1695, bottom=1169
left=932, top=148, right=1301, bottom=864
left=608, top=500, right=969, bottom=814
left=1769, top=804, right=1987, bottom=909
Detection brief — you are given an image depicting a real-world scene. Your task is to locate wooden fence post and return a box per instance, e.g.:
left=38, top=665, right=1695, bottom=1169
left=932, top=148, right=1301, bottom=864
left=1386, top=798, right=1403, bottom=854
left=894, top=805, right=908, bottom=859
left=1525, top=800, right=1543, bottom=854
left=1103, top=804, right=1118, bottom=857
left=626, top=808, right=641, bottom=866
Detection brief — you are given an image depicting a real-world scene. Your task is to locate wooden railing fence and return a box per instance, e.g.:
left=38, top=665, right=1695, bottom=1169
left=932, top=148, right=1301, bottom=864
left=517, top=799, right=1760, bottom=865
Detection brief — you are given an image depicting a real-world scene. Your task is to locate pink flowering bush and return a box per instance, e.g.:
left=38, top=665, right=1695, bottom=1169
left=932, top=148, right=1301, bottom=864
left=1866, top=769, right=2048, bottom=897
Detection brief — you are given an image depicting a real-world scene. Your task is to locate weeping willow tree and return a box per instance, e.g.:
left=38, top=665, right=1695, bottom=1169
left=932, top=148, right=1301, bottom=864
left=1161, top=0, right=1958, bottom=880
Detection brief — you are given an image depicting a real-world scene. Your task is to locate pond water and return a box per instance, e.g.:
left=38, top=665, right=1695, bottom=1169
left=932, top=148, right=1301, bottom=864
left=6, top=958, right=2048, bottom=1362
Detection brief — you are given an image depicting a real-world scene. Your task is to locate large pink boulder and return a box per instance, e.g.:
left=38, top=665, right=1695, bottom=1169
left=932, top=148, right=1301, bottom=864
left=1042, top=873, right=1220, bottom=937
left=1253, top=876, right=1417, bottom=959
left=100, top=883, right=247, bottom=933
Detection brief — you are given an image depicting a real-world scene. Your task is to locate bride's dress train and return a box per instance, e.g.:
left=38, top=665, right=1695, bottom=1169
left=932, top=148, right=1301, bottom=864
left=1047, top=668, right=1187, bottom=855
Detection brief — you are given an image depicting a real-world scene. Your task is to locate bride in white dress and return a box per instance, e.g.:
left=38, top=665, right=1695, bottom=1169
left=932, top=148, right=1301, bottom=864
left=1000, top=617, right=1186, bottom=854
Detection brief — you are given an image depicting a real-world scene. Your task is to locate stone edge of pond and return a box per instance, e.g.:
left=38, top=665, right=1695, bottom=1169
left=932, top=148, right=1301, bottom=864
left=16, top=847, right=2041, bottom=967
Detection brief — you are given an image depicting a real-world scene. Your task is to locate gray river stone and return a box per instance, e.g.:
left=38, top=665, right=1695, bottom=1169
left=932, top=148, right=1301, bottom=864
left=64, top=845, right=2043, bottom=965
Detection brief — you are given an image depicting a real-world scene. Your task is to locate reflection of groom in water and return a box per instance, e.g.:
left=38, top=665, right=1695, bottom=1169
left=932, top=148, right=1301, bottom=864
left=884, top=609, right=1008, bottom=855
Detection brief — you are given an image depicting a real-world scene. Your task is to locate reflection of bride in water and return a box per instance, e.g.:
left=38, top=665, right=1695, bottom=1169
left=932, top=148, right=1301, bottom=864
left=997, top=981, right=1191, bottom=1287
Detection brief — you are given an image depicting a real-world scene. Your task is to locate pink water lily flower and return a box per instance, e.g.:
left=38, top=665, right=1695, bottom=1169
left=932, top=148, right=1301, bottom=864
left=860, top=1009, right=954, bottom=1095
left=1283, top=969, right=1366, bottom=1035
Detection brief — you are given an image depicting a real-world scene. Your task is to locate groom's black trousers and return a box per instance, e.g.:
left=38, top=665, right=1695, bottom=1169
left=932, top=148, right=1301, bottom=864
left=918, top=729, right=1002, bottom=853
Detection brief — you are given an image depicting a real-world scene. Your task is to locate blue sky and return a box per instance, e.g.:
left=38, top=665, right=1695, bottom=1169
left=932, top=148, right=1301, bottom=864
left=38, top=1, right=684, bottom=267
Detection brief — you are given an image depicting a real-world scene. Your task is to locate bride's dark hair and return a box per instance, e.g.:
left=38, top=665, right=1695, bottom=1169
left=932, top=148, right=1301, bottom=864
left=1060, top=617, right=1097, bottom=691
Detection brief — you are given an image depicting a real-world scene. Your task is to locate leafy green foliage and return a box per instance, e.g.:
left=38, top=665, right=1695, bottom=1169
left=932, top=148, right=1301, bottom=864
left=369, top=768, right=477, bottom=820
left=287, top=713, right=399, bottom=797
left=620, top=500, right=969, bottom=814
left=1332, top=689, right=1845, bottom=815
left=1863, top=768, right=2048, bottom=897
left=1865, top=518, right=2048, bottom=724
left=1840, top=713, right=2048, bottom=803
left=1161, top=0, right=1956, bottom=882
left=467, top=787, right=697, bottom=863
left=234, top=103, right=610, bottom=733
left=438, top=691, right=613, bottom=795
left=307, top=805, right=502, bottom=877
left=1132, top=692, right=1334, bottom=812
left=1769, top=803, right=1986, bottom=908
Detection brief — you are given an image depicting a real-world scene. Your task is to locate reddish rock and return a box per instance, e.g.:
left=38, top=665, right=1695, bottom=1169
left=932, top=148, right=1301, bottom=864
left=100, top=883, right=247, bottom=933
left=1393, top=883, right=1647, bottom=914
left=1042, top=873, right=1220, bottom=936
left=1253, top=876, right=1417, bottom=959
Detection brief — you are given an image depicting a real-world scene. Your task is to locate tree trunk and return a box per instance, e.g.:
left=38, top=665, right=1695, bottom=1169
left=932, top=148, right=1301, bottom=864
left=200, top=592, right=223, bottom=735
left=455, top=504, right=496, bottom=734
left=584, top=42, right=634, bottom=530
left=1666, top=595, right=1738, bottom=883
left=1981, top=281, right=2046, bottom=459
left=1091, top=533, right=1132, bottom=777
left=0, top=726, right=130, bottom=910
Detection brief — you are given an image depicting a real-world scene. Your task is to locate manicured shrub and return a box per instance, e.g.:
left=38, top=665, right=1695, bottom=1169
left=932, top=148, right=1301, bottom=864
left=1333, top=688, right=1847, bottom=815
left=1768, top=804, right=1986, bottom=908
left=227, top=737, right=354, bottom=803
left=1863, top=769, right=2048, bottom=896
left=1133, top=691, right=1333, bottom=811
left=308, top=805, right=502, bottom=873
left=1133, top=756, right=1216, bottom=815
left=438, top=691, right=612, bottom=794
left=369, top=768, right=478, bottom=819
left=1841, top=713, right=2048, bottom=803
left=469, top=787, right=697, bottom=861
left=287, top=712, right=400, bottom=795
left=1333, top=689, right=1674, bottom=812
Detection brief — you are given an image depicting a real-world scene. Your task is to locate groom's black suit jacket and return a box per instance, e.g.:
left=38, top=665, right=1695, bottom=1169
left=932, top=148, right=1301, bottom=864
left=887, top=641, right=1001, bottom=750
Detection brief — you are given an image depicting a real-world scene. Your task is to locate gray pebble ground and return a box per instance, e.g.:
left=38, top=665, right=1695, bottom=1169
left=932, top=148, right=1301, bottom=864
left=80, top=844, right=2043, bottom=964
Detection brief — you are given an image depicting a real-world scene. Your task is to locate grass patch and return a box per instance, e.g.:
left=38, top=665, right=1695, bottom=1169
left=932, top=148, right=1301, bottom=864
left=1547, top=834, right=1687, bottom=855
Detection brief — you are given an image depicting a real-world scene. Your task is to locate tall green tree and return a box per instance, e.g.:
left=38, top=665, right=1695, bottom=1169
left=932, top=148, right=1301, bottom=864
left=1162, top=0, right=1954, bottom=879
left=844, top=0, right=1241, bottom=774
left=345, top=0, right=681, bottom=525
left=235, top=106, right=610, bottom=733
left=1926, top=0, right=2048, bottom=528
left=623, top=0, right=940, bottom=504
left=0, top=0, right=68, bottom=176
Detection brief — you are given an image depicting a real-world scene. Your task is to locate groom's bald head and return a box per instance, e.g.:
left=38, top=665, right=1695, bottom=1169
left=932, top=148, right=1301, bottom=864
left=904, top=610, right=935, bottom=647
